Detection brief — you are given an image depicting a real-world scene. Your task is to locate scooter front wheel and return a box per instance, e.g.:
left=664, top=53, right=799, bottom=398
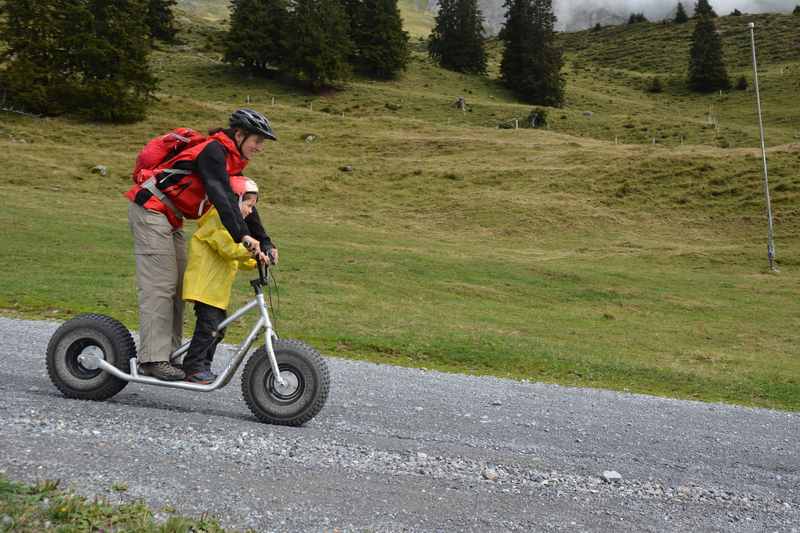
left=241, top=339, right=330, bottom=426
left=46, top=313, right=135, bottom=401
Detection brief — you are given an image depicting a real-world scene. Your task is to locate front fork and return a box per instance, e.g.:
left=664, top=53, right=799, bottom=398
left=257, top=292, right=286, bottom=388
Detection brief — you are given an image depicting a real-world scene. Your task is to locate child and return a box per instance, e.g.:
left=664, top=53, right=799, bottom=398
left=181, top=176, right=260, bottom=384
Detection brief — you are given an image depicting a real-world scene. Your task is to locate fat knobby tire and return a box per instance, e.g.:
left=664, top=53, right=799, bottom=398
left=46, top=313, right=135, bottom=401
left=241, top=338, right=330, bottom=426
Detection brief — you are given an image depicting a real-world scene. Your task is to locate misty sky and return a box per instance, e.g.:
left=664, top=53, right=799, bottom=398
left=435, top=0, right=798, bottom=33
left=556, top=0, right=798, bottom=28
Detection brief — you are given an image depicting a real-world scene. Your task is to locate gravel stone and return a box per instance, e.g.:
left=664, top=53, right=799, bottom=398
left=1, top=317, right=799, bottom=532
left=482, top=468, right=499, bottom=481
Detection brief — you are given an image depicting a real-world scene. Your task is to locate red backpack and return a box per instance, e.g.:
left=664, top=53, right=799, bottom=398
left=131, top=128, right=207, bottom=184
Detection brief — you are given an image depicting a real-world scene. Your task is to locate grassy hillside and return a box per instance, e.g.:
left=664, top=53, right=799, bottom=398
left=175, top=0, right=229, bottom=21
left=397, top=0, right=436, bottom=38
left=558, top=13, right=800, bottom=147
left=561, top=13, right=800, bottom=73
left=175, top=0, right=435, bottom=37
left=172, top=7, right=800, bottom=148
left=0, top=10, right=798, bottom=410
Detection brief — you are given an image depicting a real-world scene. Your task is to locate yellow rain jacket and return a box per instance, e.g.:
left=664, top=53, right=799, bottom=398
left=183, top=207, right=256, bottom=310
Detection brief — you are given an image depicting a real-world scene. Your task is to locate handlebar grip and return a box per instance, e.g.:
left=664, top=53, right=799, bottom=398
left=257, top=260, right=267, bottom=285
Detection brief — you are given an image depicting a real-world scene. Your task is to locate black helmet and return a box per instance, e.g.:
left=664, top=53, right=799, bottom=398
left=229, top=108, right=277, bottom=141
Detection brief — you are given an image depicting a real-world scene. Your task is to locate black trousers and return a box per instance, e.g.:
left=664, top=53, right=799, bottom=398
left=183, top=302, right=227, bottom=373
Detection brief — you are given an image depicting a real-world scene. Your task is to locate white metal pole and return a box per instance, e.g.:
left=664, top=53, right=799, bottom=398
left=749, top=22, right=778, bottom=272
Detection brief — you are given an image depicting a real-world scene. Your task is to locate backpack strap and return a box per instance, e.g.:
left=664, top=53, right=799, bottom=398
left=140, top=175, right=186, bottom=220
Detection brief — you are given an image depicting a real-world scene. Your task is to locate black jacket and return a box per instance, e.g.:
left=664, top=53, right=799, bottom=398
left=173, top=134, right=273, bottom=250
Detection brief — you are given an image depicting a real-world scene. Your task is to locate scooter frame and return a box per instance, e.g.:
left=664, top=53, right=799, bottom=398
left=76, top=264, right=291, bottom=393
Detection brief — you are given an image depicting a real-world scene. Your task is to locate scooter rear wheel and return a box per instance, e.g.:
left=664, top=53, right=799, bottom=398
left=46, top=313, right=135, bottom=401
left=241, top=339, right=330, bottom=426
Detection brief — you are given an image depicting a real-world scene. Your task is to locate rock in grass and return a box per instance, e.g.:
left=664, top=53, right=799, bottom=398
left=91, top=165, right=108, bottom=176
left=602, top=470, right=622, bottom=483
left=339, top=165, right=353, bottom=172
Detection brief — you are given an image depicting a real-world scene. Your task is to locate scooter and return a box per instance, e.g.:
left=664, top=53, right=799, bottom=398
left=46, top=262, right=329, bottom=426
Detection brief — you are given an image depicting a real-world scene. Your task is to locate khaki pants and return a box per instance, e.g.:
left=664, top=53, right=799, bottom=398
left=128, top=203, right=187, bottom=363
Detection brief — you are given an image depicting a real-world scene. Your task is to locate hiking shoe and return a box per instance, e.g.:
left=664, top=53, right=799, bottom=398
left=186, top=369, right=217, bottom=384
left=139, top=361, right=186, bottom=381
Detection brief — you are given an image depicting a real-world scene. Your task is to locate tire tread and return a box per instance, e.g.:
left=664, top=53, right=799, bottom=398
left=241, top=338, right=329, bottom=426
left=46, top=313, right=135, bottom=401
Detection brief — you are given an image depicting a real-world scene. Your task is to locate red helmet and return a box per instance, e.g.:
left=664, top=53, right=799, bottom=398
left=230, top=175, right=259, bottom=197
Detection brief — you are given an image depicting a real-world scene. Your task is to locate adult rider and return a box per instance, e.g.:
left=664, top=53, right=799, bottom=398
left=125, top=109, right=277, bottom=381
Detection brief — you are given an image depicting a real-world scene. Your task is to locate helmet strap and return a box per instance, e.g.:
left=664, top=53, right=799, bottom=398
left=234, top=129, right=250, bottom=159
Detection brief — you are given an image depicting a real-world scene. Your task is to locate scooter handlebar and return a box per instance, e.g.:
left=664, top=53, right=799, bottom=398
left=257, top=259, right=268, bottom=285
left=244, top=239, right=273, bottom=286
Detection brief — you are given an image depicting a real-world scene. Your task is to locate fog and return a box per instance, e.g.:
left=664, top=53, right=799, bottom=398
left=556, top=0, right=798, bottom=29
left=429, top=0, right=798, bottom=33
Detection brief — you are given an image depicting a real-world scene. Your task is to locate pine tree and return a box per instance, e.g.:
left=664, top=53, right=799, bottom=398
left=345, top=0, right=410, bottom=79
left=283, top=0, right=352, bottom=90
left=73, top=0, right=157, bottom=121
left=627, top=13, right=647, bottom=24
left=147, top=0, right=177, bottom=41
left=0, top=0, right=156, bottom=122
left=694, top=0, right=717, bottom=18
left=428, top=0, right=458, bottom=69
left=499, top=0, right=564, bottom=106
left=428, top=0, right=488, bottom=74
left=225, top=0, right=288, bottom=73
left=0, top=0, right=71, bottom=115
left=793, top=5, right=800, bottom=15
left=674, top=2, right=689, bottom=23
left=688, top=13, right=730, bottom=92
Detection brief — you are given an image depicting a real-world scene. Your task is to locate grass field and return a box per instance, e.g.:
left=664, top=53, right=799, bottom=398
left=0, top=9, right=798, bottom=410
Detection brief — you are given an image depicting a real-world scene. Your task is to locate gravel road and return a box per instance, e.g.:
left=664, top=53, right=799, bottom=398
left=0, top=316, right=798, bottom=532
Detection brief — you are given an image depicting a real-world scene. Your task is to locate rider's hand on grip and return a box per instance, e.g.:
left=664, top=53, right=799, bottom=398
left=242, top=235, right=259, bottom=255
left=243, top=236, right=269, bottom=264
